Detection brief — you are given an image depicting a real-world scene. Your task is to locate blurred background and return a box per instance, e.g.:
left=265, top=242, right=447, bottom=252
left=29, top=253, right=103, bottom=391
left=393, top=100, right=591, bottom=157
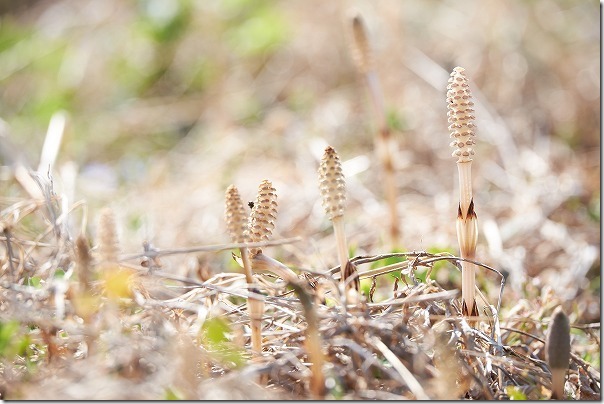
left=0, top=0, right=599, bottom=321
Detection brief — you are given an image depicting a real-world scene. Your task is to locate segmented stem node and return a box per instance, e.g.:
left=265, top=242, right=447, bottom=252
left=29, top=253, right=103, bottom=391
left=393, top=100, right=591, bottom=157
left=225, top=185, right=249, bottom=244
left=447, top=67, right=476, bottom=163
left=248, top=180, right=278, bottom=256
left=318, top=146, right=346, bottom=220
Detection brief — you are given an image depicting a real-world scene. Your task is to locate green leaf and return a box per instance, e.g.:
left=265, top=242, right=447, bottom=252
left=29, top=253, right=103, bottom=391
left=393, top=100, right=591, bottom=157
left=27, top=276, right=42, bottom=288
left=164, top=387, right=182, bottom=400
left=506, top=385, right=528, bottom=400
left=360, top=278, right=372, bottom=298
left=0, top=321, right=19, bottom=356
left=201, top=317, right=231, bottom=345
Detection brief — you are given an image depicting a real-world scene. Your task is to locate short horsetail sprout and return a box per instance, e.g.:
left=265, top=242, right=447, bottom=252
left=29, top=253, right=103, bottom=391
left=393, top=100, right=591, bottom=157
left=447, top=66, right=479, bottom=317
left=348, top=12, right=401, bottom=248
left=546, top=307, right=571, bottom=400
left=248, top=179, right=278, bottom=256
left=318, top=146, right=358, bottom=292
left=225, top=185, right=253, bottom=284
left=247, top=180, right=298, bottom=282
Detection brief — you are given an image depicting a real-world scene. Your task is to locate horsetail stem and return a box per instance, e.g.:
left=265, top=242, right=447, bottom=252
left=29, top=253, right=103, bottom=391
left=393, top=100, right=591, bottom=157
left=349, top=13, right=373, bottom=75
left=98, top=207, right=120, bottom=266
left=225, top=184, right=264, bottom=354
left=348, top=12, right=401, bottom=248
left=546, top=306, right=571, bottom=400
left=75, top=234, right=93, bottom=292
left=248, top=287, right=265, bottom=354
left=447, top=66, right=478, bottom=317
left=318, top=146, right=357, bottom=293
left=244, top=179, right=298, bottom=282
left=248, top=179, right=278, bottom=256
left=225, top=184, right=253, bottom=284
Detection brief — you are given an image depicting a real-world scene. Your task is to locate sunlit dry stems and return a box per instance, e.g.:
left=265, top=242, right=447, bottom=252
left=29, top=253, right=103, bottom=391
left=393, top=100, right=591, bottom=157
left=98, top=207, right=120, bottom=266
left=447, top=66, right=478, bottom=317
left=248, top=179, right=278, bottom=256
left=348, top=12, right=400, bottom=248
left=318, top=146, right=351, bottom=286
left=546, top=306, right=571, bottom=400
left=224, top=185, right=253, bottom=284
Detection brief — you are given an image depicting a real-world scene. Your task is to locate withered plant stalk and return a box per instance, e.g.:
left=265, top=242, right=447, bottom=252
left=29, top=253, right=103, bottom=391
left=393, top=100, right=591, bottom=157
left=349, top=13, right=400, bottom=248
left=447, top=66, right=479, bottom=317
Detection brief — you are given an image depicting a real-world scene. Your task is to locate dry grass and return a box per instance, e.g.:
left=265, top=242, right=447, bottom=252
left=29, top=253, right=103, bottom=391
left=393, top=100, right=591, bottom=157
left=0, top=0, right=600, bottom=400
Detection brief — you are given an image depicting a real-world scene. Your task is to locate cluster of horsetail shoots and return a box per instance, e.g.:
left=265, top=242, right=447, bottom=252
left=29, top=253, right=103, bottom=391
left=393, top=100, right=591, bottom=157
left=546, top=306, right=571, bottom=400
left=349, top=12, right=401, bottom=249
left=447, top=66, right=479, bottom=317
left=318, top=146, right=358, bottom=294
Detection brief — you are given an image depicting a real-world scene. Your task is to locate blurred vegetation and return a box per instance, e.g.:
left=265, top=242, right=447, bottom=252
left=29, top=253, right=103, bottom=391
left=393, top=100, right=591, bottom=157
left=0, top=0, right=599, bottom=400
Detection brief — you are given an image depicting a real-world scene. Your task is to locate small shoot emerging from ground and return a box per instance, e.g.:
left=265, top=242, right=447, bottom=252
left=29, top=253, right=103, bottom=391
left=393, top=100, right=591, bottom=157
left=225, top=184, right=263, bottom=354
left=348, top=12, right=401, bottom=249
left=318, top=146, right=359, bottom=296
left=546, top=306, right=571, bottom=400
left=447, top=66, right=479, bottom=317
